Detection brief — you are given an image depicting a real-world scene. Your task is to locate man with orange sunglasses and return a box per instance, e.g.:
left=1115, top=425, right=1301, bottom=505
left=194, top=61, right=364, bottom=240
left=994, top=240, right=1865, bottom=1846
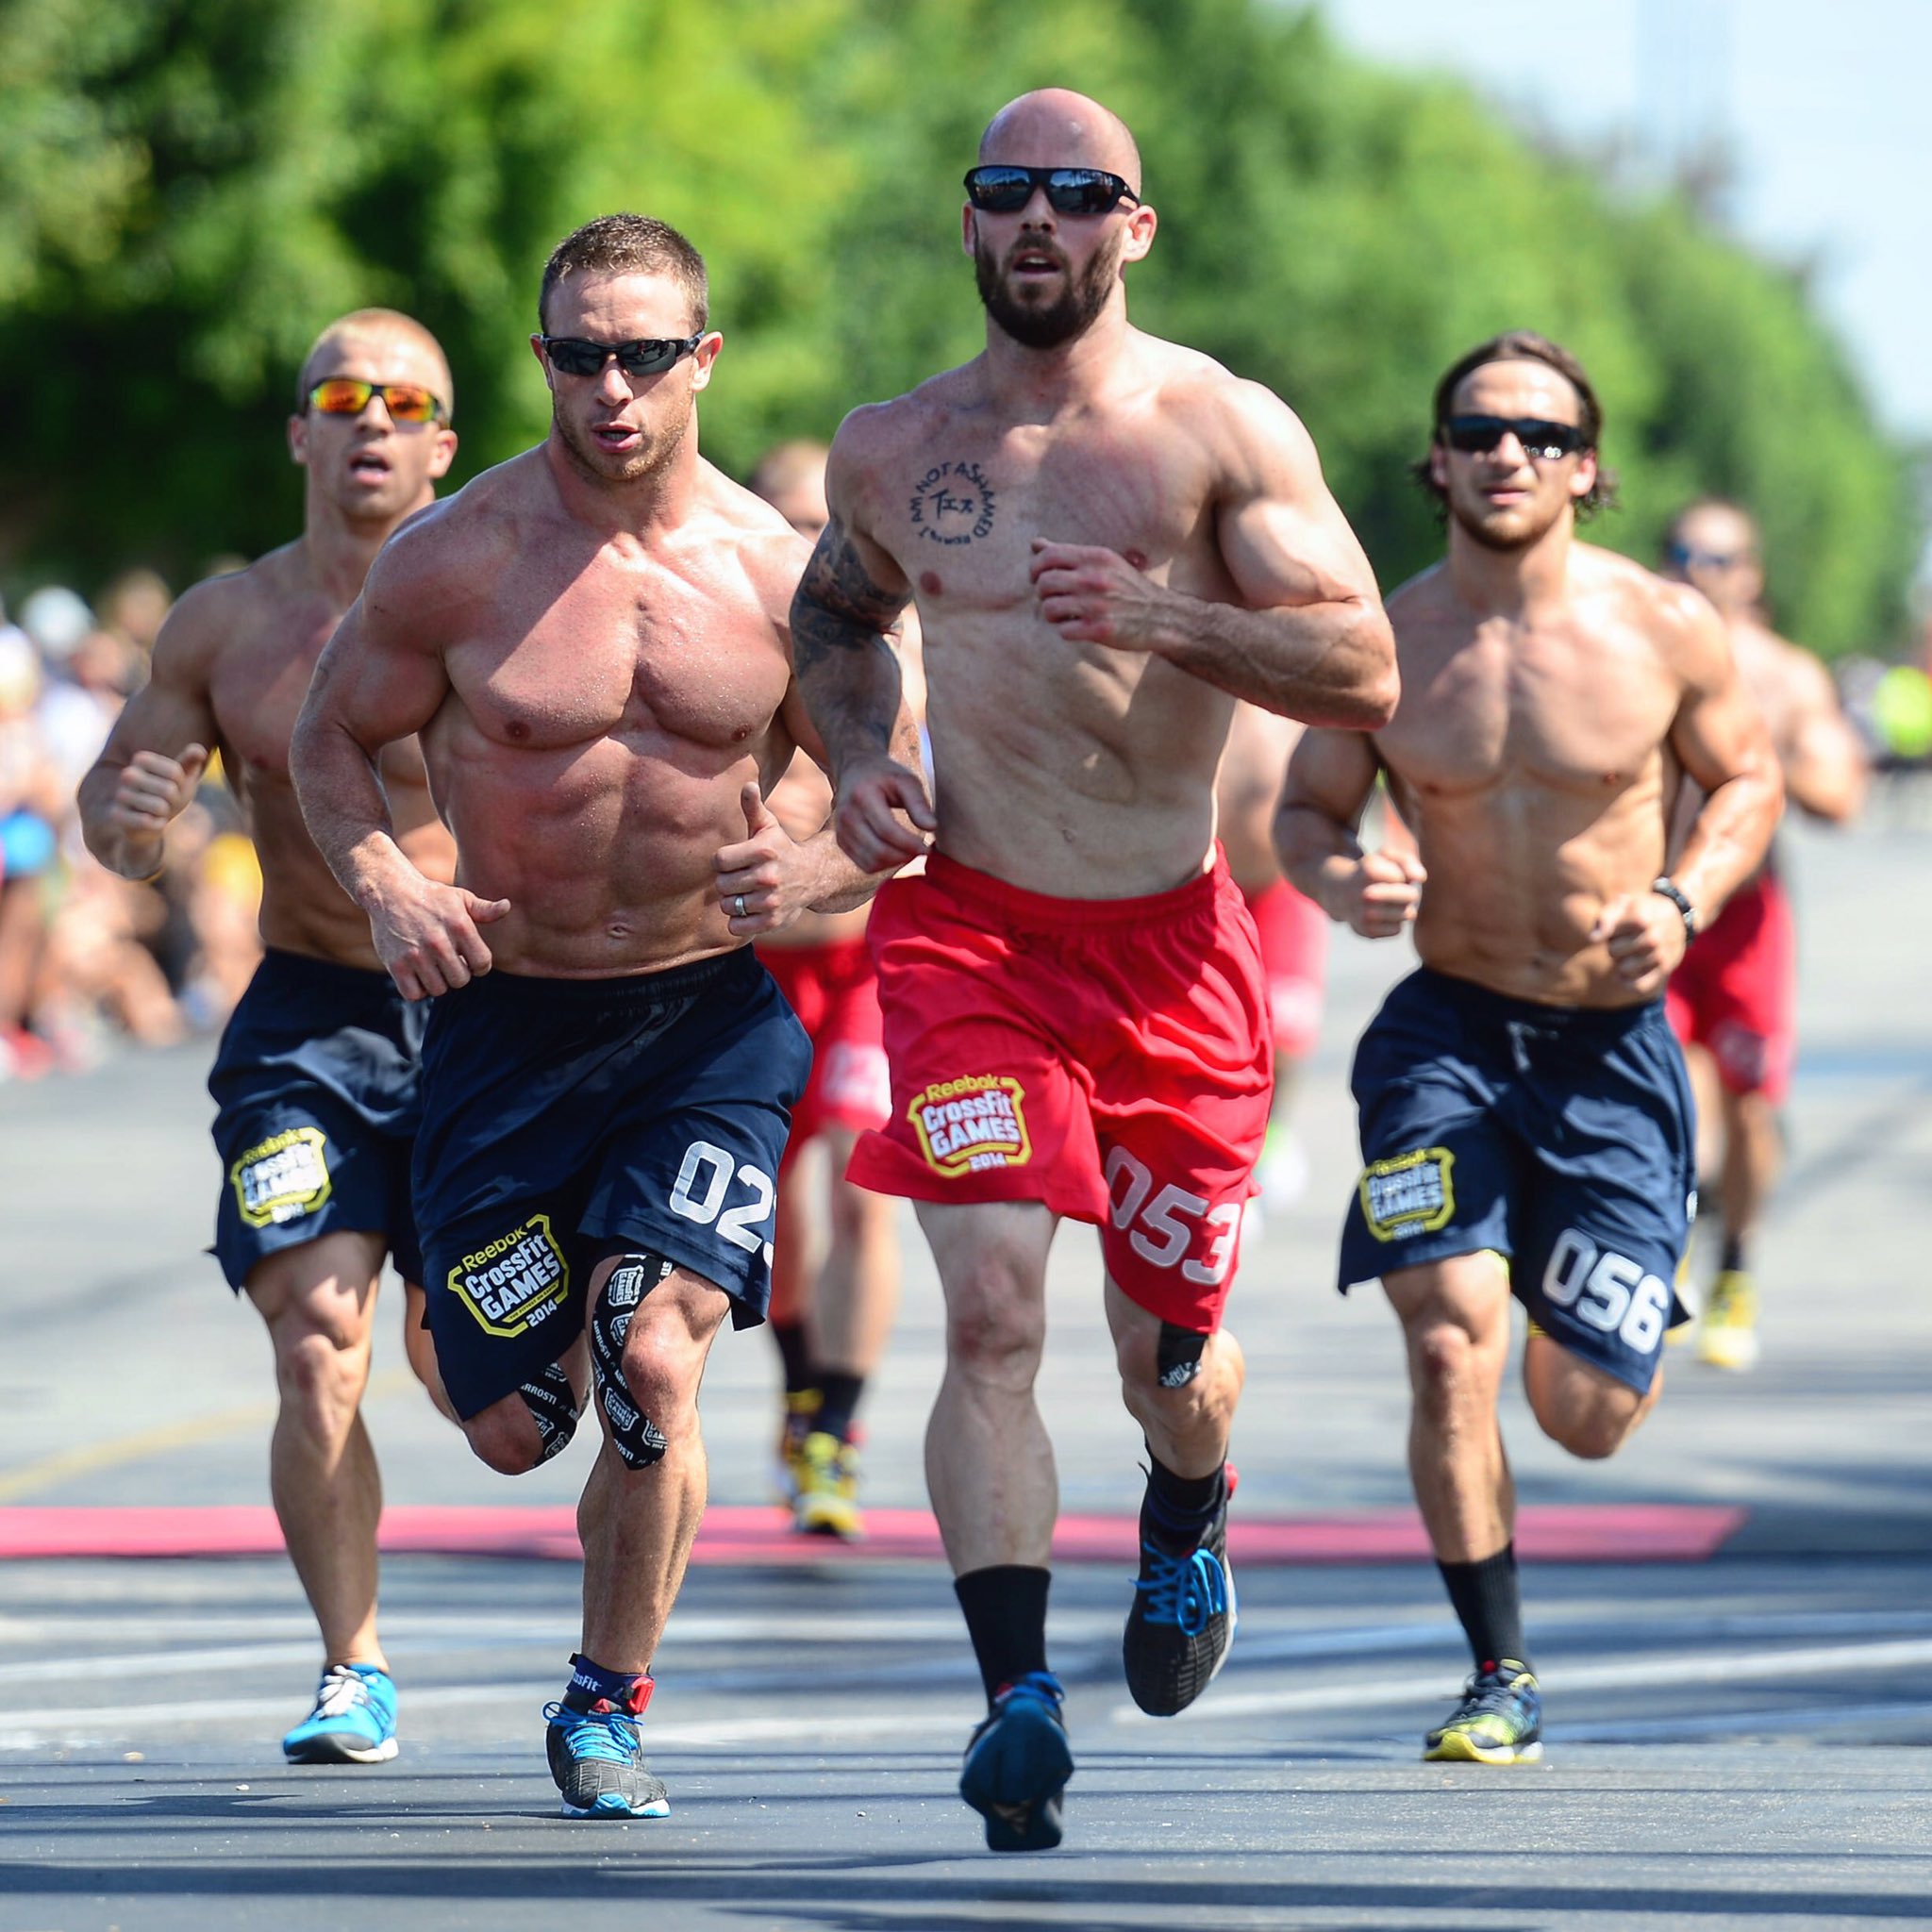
left=80, top=307, right=466, bottom=1769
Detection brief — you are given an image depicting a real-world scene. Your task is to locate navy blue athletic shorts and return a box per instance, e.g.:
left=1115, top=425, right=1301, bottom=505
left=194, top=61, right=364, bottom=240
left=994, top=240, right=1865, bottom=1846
left=1338, top=967, right=1694, bottom=1392
left=412, top=947, right=811, bottom=1421
left=208, top=949, right=426, bottom=1291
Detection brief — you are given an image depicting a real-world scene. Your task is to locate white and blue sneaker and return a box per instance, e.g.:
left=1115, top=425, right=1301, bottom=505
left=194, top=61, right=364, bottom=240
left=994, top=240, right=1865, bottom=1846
left=544, top=1675, right=670, bottom=1819
left=282, top=1663, right=399, bottom=1764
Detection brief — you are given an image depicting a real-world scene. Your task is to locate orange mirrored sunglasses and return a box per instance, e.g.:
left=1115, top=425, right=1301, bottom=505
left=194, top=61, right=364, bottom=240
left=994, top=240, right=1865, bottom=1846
left=307, top=377, right=445, bottom=425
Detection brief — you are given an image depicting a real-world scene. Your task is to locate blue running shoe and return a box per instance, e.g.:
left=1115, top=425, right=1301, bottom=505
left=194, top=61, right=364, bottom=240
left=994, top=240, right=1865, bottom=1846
left=958, top=1671, right=1074, bottom=1853
left=1123, top=1478, right=1238, bottom=1715
left=1423, top=1659, right=1543, bottom=1764
left=544, top=1675, right=670, bottom=1819
left=282, top=1663, right=398, bottom=1764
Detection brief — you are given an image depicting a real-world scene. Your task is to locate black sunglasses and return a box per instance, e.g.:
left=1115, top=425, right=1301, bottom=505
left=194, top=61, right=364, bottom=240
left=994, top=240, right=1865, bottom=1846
left=963, top=165, right=1141, bottom=216
left=1666, top=541, right=1748, bottom=572
left=539, top=333, right=706, bottom=378
left=1443, top=414, right=1590, bottom=461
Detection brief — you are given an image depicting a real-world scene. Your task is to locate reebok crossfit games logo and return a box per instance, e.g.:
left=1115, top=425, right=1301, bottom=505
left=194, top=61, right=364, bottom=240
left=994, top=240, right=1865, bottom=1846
left=231, top=1125, right=332, bottom=1228
left=448, top=1214, right=570, bottom=1338
left=1359, top=1146, right=1457, bottom=1242
left=910, top=1074, right=1031, bottom=1175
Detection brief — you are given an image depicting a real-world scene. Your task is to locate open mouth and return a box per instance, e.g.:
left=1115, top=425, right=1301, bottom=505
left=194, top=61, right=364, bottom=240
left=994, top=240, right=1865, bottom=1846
left=591, top=423, right=642, bottom=453
left=347, top=449, right=392, bottom=482
left=1008, top=248, right=1065, bottom=280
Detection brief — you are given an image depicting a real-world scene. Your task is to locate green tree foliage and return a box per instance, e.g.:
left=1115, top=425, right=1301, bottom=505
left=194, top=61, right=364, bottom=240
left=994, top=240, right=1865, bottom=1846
left=1, top=0, right=1915, bottom=653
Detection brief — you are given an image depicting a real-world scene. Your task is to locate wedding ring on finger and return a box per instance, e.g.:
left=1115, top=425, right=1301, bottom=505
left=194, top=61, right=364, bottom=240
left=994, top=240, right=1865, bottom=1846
left=733, top=894, right=747, bottom=919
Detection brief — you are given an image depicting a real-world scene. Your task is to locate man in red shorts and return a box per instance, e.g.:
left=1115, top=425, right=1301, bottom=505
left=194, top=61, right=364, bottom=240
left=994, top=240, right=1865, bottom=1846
left=789, top=88, right=1395, bottom=1851
left=1215, top=701, right=1328, bottom=1208
left=749, top=440, right=917, bottom=1537
left=1662, top=500, right=1867, bottom=1367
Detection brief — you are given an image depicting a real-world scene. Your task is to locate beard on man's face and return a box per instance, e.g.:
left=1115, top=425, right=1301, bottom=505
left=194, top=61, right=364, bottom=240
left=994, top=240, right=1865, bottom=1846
left=553, top=393, right=688, bottom=485
left=1446, top=477, right=1571, bottom=554
left=973, top=226, right=1121, bottom=349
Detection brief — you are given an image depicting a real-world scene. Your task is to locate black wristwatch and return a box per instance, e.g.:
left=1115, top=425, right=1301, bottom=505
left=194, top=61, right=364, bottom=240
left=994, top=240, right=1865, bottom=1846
left=1651, top=875, right=1698, bottom=941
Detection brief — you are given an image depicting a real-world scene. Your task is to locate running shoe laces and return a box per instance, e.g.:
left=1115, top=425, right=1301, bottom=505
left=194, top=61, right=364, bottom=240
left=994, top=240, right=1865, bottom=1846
left=1134, top=1542, right=1230, bottom=1635
left=282, top=1662, right=398, bottom=1765
left=544, top=1677, right=670, bottom=1819
left=1122, top=1482, right=1238, bottom=1717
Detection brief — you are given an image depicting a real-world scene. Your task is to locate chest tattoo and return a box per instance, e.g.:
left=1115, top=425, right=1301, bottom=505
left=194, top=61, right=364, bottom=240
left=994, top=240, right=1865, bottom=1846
left=908, top=458, right=997, bottom=546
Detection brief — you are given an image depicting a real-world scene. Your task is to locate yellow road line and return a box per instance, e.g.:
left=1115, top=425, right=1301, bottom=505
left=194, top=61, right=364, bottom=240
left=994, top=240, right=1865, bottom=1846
left=0, top=1369, right=414, bottom=1503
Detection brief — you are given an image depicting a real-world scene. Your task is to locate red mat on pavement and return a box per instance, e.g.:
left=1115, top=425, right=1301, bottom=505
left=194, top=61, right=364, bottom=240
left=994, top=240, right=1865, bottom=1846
left=0, top=1502, right=1744, bottom=1564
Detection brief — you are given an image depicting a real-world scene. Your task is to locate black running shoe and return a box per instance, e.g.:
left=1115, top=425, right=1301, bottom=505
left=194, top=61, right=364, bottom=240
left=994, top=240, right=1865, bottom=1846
left=1123, top=1485, right=1237, bottom=1715
left=958, top=1671, right=1074, bottom=1853
left=1423, top=1659, right=1543, bottom=1764
left=543, top=1676, right=670, bottom=1818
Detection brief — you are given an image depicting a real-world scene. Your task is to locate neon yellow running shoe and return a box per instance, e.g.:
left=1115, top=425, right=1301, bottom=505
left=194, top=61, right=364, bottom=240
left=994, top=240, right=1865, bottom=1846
left=774, top=1390, right=821, bottom=1507
left=1423, top=1660, right=1542, bottom=1764
left=794, top=1429, right=864, bottom=1539
left=1697, top=1270, right=1760, bottom=1371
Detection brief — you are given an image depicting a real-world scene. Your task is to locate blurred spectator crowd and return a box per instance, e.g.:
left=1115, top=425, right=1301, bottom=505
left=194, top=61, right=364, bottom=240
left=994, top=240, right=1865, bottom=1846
left=0, top=569, right=262, bottom=1082
left=2, top=559, right=1931, bottom=1087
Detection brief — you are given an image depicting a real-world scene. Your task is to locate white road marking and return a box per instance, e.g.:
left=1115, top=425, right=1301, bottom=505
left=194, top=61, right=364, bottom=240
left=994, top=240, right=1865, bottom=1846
left=1120, top=1636, right=1932, bottom=1724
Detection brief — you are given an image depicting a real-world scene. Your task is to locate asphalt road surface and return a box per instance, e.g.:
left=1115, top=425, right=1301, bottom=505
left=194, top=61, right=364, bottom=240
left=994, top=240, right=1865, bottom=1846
left=3, top=812, right=1928, bottom=1931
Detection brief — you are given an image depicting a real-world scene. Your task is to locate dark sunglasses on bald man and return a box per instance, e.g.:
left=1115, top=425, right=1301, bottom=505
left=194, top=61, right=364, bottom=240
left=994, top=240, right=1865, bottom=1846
left=1443, top=415, right=1590, bottom=461
left=308, top=377, right=445, bottom=425
left=964, top=165, right=1141, bottom=216
left=539, top=333, right=706, bottom=378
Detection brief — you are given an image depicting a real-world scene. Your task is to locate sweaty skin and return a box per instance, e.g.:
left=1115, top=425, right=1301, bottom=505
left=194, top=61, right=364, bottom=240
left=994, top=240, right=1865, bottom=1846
left=81, top=325, right=458, bottom=965
left=1277, top=362, right=1783, bottom=1008
left=791, top=99, right=1394, bottom=900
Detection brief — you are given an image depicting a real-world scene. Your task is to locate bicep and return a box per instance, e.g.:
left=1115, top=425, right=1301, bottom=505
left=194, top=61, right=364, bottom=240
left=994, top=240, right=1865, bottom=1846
left=1215, top=391, right=1380, bottom=612
left=305, top=594, right=450, bottom=754
left=1668, top=608, right=1776, bottom=795
left=91, top=614, right=219, bottom=774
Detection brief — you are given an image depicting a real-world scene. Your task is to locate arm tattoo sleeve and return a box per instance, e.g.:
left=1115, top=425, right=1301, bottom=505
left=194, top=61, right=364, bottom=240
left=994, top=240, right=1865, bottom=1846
left=791, top=516, right=912, bottom=761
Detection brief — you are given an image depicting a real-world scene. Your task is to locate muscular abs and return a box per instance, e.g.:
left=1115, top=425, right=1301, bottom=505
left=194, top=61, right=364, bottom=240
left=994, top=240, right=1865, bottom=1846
left=1380, top=579, right=1683, bottom=1008
left=421, top=542, right=796, bottom=977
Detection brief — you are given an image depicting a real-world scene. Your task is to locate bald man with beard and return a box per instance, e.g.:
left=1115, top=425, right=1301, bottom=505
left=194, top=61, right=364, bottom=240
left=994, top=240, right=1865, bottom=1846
left=80, top=308, right=461, bottom=1768
left=791, top=88, right=1395, bottom=1851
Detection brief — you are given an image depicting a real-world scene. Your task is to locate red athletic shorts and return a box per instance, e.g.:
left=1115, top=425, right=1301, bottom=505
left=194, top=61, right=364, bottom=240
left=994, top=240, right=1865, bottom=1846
left=760, top=937, right=891, bottom=1168
left=1664, top=870, right=1795, bottom=1103
left=847, top=851, right=1273, bottom=1330
left=1242, top=876, right=1328, bottom=1058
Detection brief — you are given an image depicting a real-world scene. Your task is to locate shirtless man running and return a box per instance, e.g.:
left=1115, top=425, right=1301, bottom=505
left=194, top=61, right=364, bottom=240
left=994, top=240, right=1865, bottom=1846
left=79, top=308, right=459, bottom=1766
left=791, top=89, right=1395, bottom=1851
left=291, top=214, right=904, bottom=1820
left=1276, top=332, right=1782, bottom=1765
left=1662, top=499, right=1867, bottom=1368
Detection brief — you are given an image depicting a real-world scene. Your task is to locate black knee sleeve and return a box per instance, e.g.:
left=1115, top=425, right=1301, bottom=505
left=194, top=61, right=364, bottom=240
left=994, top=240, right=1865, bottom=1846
left=590, top=1254, right=675, bottom=1471
left=1157, top=1320, right=1209, bottom=1390
left=516, top=1362, right=581, bottom=1465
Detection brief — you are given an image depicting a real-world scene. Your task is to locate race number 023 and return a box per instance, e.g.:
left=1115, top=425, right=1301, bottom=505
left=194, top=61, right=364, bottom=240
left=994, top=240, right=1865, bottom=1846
left=1104, top=1148, right=1240, bottom=1288
left=669, top=1141, right=775, bottom=1257
left=1541, top=1228, right=1671, bottom=1353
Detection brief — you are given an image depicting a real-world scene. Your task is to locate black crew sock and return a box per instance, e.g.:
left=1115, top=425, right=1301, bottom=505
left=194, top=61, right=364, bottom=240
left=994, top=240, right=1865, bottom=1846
left=1719, top=1232, right=1747, bottom=1274
left=955, top=1566, right=1051, bottom=1703
left=814, top=1370, right=865, bottom=1442
left=772, top=1319, right=817, bottom=1397
left=1141, top=1451, right=1227, bottom=1553
left=1436, top=1544, right=1528, bottom=1673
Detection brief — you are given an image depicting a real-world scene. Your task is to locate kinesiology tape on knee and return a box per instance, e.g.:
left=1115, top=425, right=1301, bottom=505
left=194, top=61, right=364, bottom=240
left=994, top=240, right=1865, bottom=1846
left=590, top=1253, right=675, bottom=1472
left=1157, top=1320, right=1210, bottom=1390
left=516, top=1362, right=581, bottom=1465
